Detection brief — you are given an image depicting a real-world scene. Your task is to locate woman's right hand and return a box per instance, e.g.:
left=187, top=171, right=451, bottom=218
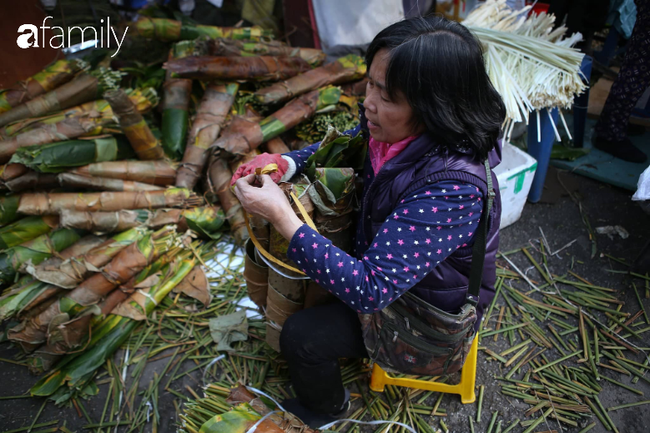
left=230, top=153, right=288, bottom=186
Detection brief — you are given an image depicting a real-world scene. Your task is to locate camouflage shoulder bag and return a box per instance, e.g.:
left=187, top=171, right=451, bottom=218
left=358, top=160, right=495, bottom=376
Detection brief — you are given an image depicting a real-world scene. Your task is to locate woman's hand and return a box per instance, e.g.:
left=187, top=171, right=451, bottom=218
left=233, top=174, right=304, bottom=240
left=230, top=153, right=288, bottom=186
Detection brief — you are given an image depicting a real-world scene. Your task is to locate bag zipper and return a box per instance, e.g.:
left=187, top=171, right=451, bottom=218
left=382, top=322, right=452, bottom=356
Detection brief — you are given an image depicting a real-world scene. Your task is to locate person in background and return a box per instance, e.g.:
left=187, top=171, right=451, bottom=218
left=593, top=0, right=649, bottom=163
left=231, top=15, right=505, bottom=428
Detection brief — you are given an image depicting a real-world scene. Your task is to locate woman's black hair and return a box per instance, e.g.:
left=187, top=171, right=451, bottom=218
left=366, top=15, right=506, bottom=160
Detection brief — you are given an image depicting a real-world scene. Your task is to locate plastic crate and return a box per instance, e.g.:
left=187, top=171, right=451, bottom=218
left=493, top=142, right=538, bottom=228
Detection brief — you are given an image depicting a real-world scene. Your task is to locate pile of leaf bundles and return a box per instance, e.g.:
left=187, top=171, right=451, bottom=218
left=255, top=54, right=366, bottom=104
left=164, top=55, right=311, bottom=81
left=25, top=227, right=147, bottom=289
left=0, top=67, right=123, bottom=128
left=0, top=59, right=88, bottom=114
left=133, top=17, right=272, bottom=42
left=7, top=228, right=178, bottom=349
left=28, top=245, right=202, bottom=374
left=0, top=236, right=105, bottom=322
left=0, top=87, right=157, bottom=140
left=0, top=87, right=158, bottom=164
left=0, top=188, right=202, bottom=227
left=211, top=86, right=342, bottom=158
left=175, top=83, right=239, bottom=190
left=30, top=243, right=209, bottom=398
left=206, top=38, right=325, bottom=67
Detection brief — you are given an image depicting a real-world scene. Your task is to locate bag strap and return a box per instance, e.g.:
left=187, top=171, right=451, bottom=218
left=465, top=159, right=496, bottom=306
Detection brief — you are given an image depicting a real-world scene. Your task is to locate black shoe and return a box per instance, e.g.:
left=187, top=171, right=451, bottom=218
left=593, top=136, right=648, bottom=163
left=281, top=389, right=351, bottom=429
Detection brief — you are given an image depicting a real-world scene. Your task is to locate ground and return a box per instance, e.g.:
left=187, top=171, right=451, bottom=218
left=1, top=166, right=649, bottom=433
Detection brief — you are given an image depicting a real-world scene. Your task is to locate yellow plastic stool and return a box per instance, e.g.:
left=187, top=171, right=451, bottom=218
left=369, top=336, right=479, bottom=404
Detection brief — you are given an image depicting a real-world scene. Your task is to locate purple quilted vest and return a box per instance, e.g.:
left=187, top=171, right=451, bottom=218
left=355, top=110, right=502, bottom=328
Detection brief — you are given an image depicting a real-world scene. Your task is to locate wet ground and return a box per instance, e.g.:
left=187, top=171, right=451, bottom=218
left=1, top=166, right=649, bottom=432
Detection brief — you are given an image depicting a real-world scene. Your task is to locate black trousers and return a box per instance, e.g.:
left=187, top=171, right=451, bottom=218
left=279, top=301, right=369, bottom=414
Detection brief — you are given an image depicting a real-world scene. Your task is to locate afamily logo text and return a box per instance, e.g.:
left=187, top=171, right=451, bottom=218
left=17, top=17, right=128, bottom=58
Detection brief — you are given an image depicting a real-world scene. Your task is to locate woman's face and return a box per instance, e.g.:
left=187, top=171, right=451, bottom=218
left=363, top=49, right=422, bottom=143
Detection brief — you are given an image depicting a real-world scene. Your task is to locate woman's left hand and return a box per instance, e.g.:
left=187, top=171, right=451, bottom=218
left=233, top=174, right=304, bottom=240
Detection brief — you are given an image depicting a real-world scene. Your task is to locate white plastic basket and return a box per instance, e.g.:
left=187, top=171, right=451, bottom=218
left=493, top=142, right=537, bottom=228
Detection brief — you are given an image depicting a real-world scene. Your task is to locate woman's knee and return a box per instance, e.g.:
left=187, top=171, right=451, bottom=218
left=279, top=310, right=311, bottom=357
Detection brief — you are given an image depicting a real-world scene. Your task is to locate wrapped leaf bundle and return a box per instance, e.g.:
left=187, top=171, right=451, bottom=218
left=164, top=56, right=310, bottom=81
left=26, top=227, right=145, bottom=289
left=10, top=136, right=135, bottom=173
left=207, top=157, right=248, bottom=244
left=255, top=55, right=366, bottom=104
left=29, top=288, right=128, bottom=374
left=8, top=228, right=177, bottom=348
left=176, top=83, right=238, bottom=190
left=133, top=17, right=272, bottom=42
left=213, top=86, right=342, bottom=158
left=305, top=128, right=366, bottom=252
left=0, top=228, right=82, bottom=284
left=0, top=88, right=158, bottom=164
left=0, top=59, right=88, bottom=114
left=55, top=173, right=164, bottom=192
left=0, top=236, right=105, bottom=321
left=4, top=171, right=58, bottom=192
left=60, top=206, right=226, bottom=239
left=70, top=160, right=176, bottom=186
left=305, top=127, right=367, bottom=177
left=0, top=188, right=201, bottom=225
left=263, top=137, right=290, bottom=154
left=162, top=41, right=201, bottom=159
left=207, top=39, right=325, bottom=67
left=5, top=171, right=163, bottom=193
left=2, top=89, right=157, bottom=138
left=196, top=385, right=321, bottom=433
left=0, top=68, right=123, bottom=128
left=104, top=88, right=165, bottom=160
left=30, top=252, right=200, bottom=396
left=0, top=163, right=28, bottom=186
left=309, top=167, right=356, bottom=253
left=0, top=216, right=59, bottom=250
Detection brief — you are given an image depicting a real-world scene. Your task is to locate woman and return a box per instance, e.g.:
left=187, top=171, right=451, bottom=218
left=232, top=15, right=505, bottom=428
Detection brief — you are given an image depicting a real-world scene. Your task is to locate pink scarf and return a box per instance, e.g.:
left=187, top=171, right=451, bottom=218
left=369, top=135, right=418, bottom=174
